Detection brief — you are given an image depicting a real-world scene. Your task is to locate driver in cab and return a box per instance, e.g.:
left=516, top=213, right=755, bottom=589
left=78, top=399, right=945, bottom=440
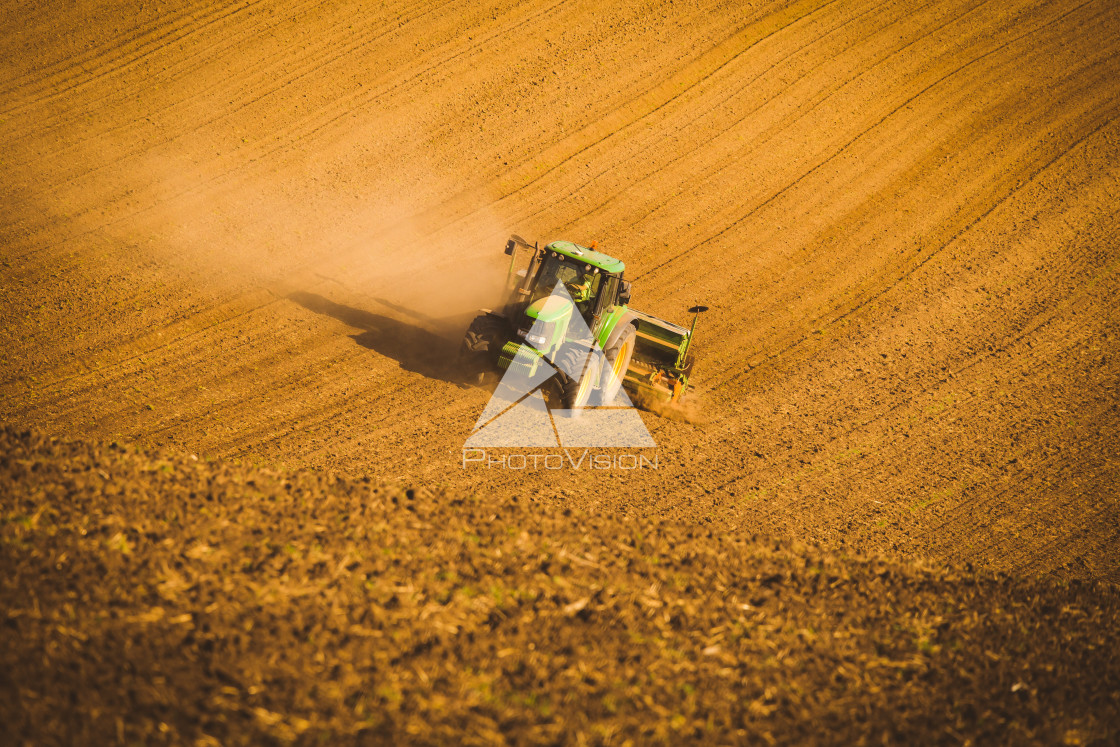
left=566, top=272, right=592, bottom=303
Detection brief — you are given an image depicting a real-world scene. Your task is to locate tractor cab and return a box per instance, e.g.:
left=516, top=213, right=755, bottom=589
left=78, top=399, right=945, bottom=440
left=505, top=238, right=631, bottom=334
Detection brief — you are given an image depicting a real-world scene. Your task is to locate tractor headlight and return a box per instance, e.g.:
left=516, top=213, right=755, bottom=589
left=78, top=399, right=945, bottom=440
left=522, top=319, right=554, bottom=350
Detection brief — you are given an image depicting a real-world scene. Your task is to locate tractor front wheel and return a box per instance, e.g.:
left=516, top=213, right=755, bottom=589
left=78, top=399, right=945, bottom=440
left=556, top=344, right=598, bottom=416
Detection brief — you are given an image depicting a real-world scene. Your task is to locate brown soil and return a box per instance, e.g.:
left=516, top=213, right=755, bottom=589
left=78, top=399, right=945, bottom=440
left=2, top=0, right=1119, bottom=741
left=3, top=427, right=1118, bottom=744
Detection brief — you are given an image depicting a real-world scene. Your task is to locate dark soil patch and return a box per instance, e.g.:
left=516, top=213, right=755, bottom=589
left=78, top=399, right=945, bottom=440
left=2, top=427, right=1118, bottom=744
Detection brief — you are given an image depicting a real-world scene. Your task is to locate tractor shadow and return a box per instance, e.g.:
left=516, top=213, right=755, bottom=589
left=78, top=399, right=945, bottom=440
left=287, top=291, right=464, bottom=384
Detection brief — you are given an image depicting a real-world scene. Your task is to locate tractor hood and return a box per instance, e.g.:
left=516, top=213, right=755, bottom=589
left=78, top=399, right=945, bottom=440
left=525, top=294, right=573, bottom=324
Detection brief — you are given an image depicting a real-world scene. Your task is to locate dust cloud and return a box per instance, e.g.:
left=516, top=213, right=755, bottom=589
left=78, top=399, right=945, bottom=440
left=632, top=387, right=708, bottom=424
left=97, top=133, right=525, bottom=344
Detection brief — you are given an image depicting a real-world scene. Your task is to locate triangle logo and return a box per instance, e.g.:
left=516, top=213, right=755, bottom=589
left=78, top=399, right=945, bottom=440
left=465, top=281, right=655, bottom=448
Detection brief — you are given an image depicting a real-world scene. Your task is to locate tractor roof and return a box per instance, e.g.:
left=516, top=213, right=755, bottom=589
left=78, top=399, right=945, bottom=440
left=545, top=241, right=625, bottom=275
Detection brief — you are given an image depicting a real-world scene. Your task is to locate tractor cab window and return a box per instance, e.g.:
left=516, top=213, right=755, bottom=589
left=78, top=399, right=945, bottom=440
left=532, top=256, right=602, bottom=318
left=596, top=274, right=620, bottom=315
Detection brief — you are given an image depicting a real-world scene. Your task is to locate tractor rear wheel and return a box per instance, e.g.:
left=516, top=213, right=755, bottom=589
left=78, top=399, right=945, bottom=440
left=460, top=314, right=507, bottom=382
left=597, top=324, right=636, bottom=405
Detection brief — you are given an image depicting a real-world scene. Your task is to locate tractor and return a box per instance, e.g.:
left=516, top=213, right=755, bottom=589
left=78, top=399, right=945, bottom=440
left=460, top=235, right=704, bottom=413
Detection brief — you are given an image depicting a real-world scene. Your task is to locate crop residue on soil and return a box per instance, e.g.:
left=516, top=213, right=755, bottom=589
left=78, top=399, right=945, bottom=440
left=2, top=428, right=1119, bottom=743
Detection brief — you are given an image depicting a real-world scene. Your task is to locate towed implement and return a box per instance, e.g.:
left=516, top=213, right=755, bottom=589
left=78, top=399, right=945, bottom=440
left=461, top=235, right=705, bottom=412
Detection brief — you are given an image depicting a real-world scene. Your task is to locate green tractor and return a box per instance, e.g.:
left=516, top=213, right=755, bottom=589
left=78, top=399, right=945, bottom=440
left=461, top=235, right=704, bottom=412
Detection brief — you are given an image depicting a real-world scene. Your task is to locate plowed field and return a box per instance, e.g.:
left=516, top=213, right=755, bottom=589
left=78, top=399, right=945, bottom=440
left=3, top=428, right=1118, bottom=743
left=2, top=0, right=1119, bottom=741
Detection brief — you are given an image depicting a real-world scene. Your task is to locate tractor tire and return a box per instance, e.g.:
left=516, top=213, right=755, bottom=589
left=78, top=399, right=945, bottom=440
left=597, top=323, right=636, bottom=405
left=459, top=314, right=508, bottom=382
left=555, top=343, right=598, bottom=416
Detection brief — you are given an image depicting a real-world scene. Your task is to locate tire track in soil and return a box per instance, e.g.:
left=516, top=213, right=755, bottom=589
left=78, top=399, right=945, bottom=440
left=0, top=0, right=247, bottom=119
left=12, top=0, right=459, bottom=166
left=632, top=0, right=1103, bottom=287
left=2, top=0, right=575, bottom=266
left=702, top=117, right=1120, bottom=575
left=687, top=0, right=1117, bottom=392
left=570, top=0, right=992, bottom=261
left=495, top=0, right=915, bottom=234
left=11, top=0, right=820, bottom=282
left=707, top=111, right=1120, bottom=498
left=1, top=0, right=334, bottom=155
